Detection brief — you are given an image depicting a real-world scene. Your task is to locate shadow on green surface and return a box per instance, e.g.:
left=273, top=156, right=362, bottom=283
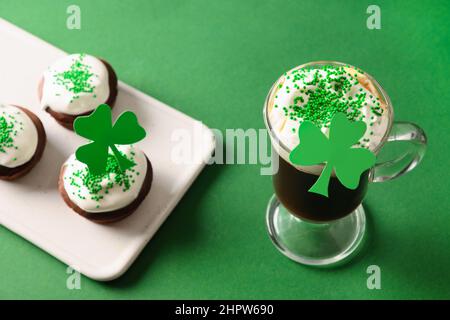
left=373, top=215, right=450, bottom=298
left=350, top=200, right=450, bottom=298
left=104, top=161, right=225, bottom=288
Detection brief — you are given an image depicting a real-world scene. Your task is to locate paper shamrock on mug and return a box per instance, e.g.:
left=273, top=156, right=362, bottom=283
left=289, top=113, right=376, bottom=197
left=73, top=104, right=146, bottom=175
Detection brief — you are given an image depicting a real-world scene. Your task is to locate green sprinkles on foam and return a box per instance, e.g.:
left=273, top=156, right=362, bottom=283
left=67, top=151, right=140, bottom=204
left=0, top=110, right=24, bottom=153
left=53, top=53, right=96, bottom=99
left=276, top=65, right=384, bottom=148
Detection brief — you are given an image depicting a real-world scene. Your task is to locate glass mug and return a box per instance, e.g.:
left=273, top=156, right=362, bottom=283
left=263, top=61, right=427, bottom=266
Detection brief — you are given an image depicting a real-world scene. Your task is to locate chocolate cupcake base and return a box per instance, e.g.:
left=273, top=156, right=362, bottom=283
left=0, top=106, right=47, bottom=181
left=38, top=58, right=118, bottom=130
left=58, top=157, right=153, bottom=224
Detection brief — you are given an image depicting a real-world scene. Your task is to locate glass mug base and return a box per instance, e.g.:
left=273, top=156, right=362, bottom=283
left=266, top=194, right=366, bottom=266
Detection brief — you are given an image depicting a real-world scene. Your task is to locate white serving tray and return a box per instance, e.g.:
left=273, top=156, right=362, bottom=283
left=0, top=18, right=215, bottom=281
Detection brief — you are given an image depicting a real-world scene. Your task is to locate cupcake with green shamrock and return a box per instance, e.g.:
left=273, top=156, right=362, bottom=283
left=58, top=104, right=152, bottom=223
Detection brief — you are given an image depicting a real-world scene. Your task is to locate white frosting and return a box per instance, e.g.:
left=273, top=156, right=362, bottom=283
left=40, top=54, right=110, bottom=115
left=267, top=65, right=390, bottom=171
left=62, top=145, right=148, bottom=213
left=0, top=104, right=38, bottom=168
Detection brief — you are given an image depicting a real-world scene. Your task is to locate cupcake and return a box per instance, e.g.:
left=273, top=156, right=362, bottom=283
left=0, top=104, right=46, bottom=180
left=58, top=145, right=152, bottom=223
left=38, top=53, right=118, bottom=130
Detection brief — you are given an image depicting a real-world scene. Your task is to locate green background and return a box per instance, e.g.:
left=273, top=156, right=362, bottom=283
left=0, top=0, right=449, bottom=299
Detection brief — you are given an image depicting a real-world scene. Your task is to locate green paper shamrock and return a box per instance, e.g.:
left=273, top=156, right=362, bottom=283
left=289, top=112, right=376, bottom=197
left=74, top=104, right=146, bottom=175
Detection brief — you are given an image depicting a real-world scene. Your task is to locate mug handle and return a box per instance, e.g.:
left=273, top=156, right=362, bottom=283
left=370, top=122, right=427, bottom=182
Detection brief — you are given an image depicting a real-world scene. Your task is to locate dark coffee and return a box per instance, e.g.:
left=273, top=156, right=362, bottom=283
left=273, top=155, right=369, bottom=222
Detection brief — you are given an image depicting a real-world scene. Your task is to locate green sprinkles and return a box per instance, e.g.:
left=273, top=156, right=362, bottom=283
left=274, top=65, right=384, bottom=146
left=68, top=151, right=138, bottom=204
left=0, top=110, right=23, bottom=153
left=54, top=53, right=96, bottom=99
